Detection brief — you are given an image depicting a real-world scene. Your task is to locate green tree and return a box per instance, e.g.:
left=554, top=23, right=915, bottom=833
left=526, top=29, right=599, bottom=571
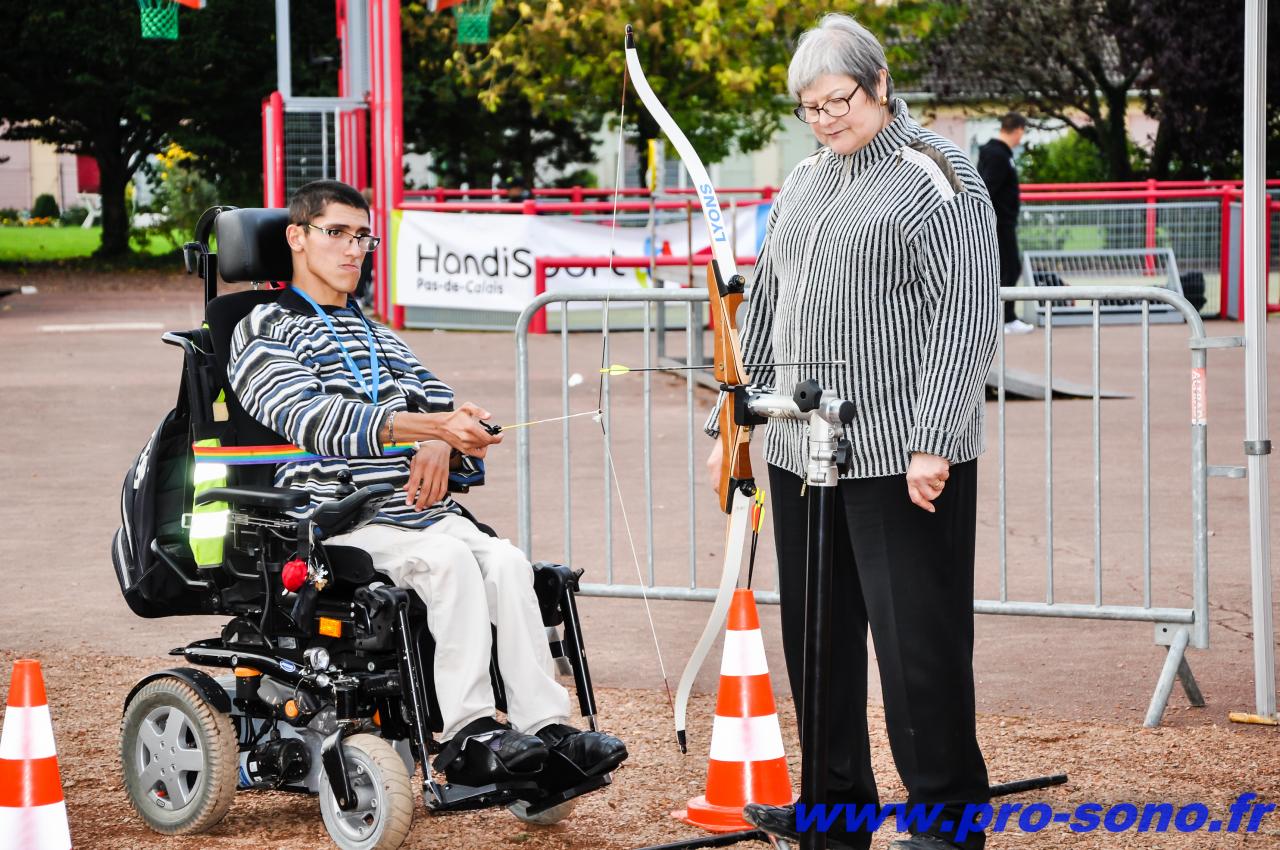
left=401, top=2, right=599, bottom=188
left=927, top=0, right=1148, bottom=181
left=454, top=0, right=939, bottom=172
left=0, top=0, right=335, bottom=258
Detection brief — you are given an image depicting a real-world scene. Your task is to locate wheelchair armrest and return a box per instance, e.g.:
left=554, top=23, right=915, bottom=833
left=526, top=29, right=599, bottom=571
left=195, top=485, right=309, bottom=510
left=311, top=483, right=397, bottom=539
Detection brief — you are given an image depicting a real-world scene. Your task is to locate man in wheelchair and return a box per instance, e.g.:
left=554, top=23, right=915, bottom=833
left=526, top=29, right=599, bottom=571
left=112, top=181, right=624, bottom=849
left=228, top=180, right=627, bottom=782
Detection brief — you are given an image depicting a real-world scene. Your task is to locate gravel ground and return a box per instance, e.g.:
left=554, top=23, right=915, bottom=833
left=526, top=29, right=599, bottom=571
left=5, top=650, right=1279, bottom=850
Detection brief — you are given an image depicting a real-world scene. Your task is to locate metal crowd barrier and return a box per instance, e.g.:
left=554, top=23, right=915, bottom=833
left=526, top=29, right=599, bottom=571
left=512, top=286, right=1243, bottom=725
left=992, top=286, right=1242, bottom=725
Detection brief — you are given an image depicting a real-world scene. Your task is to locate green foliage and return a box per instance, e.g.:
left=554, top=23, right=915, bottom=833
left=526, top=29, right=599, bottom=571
left=401, top=2, right=600, bottom=189
left=59, top=207, right=89, bottom=227
left=31, top=194, right=59, bottom=219
left=0, top=0, right=335, bottom=257
left=449, top=0, right=939, bottom=172
left=138, top=145, right=219, bottom=254
left=1019, top=131, right=1152, bottom=184
left=1018, top=133, right=1108, bottom=184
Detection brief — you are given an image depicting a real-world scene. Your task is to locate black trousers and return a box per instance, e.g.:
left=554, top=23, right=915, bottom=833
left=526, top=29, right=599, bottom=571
left=997, top=221, right=1020, bottom=323
left=768, top=461, right=989, bottom=850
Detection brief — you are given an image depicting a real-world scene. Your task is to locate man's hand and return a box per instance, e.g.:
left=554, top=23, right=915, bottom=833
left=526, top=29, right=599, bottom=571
left=439, top=402, right=501, bottom=457
left=405, top=441, right=452, bottom=510
left=706, top=440, right=724, bottom=498
left=906, top=451, right=950, bottom=513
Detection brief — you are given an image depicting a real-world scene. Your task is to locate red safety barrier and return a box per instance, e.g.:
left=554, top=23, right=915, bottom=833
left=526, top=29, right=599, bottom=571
left=391, top=179, right=1278, bottom=320
left=530, top=255, right=757, bottom=334
left=401, top=186, right=778, bottom=202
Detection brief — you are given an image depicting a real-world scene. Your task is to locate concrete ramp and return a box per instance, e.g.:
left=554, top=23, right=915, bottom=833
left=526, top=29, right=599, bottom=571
left=987, top=367, right=1132, bottom=400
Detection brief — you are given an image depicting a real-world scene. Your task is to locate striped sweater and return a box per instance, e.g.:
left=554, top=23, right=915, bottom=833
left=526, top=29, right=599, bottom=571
left=709, top=99, right=1000, bottom=479
left=227, top=288, right=480, bottom=527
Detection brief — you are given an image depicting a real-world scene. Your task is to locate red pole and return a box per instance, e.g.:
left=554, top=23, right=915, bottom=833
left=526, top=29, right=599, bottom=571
left=1220, top=190, right=1234, bottom=317
left=369, top=0, right=385, bottom=320
left=1145, top=178, right=1158, bottom=274
left=389, top=0, right=405, bottom=330
left=532, top=258, right=548, bottom=335
left=1267, top=199, right=1275, bottom=312
left=261, top=91, right=285, bottom=207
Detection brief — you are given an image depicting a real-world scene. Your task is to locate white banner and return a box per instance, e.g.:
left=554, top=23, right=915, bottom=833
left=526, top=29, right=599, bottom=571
left=391, top=205, right=767, bottom=312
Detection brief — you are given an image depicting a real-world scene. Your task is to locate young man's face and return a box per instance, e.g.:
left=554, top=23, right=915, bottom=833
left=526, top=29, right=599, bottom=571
left=287, top=201, right=371, bottom=301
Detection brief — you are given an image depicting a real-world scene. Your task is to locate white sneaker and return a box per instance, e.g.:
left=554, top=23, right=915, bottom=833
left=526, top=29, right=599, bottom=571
left=1004, top=318, right=1035, bottom=335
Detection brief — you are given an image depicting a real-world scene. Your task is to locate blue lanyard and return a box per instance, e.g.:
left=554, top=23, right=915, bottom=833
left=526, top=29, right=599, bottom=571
left=291, top=286, right=380, bottom=405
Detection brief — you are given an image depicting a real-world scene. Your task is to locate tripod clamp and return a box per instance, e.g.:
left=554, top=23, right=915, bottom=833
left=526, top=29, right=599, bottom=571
left=740, top=378, right=855, bottom=486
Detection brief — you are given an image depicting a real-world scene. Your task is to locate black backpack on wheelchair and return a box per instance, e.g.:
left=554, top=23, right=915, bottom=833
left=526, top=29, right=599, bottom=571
left=110, top=207, right=609, bottom=850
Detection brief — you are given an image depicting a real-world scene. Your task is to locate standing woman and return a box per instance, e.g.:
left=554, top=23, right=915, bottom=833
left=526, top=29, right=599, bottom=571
left=706, top=14, right=1000, bottom=850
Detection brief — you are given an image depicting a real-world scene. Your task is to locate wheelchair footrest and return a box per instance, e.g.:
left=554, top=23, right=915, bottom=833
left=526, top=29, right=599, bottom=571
left=517, top=748, right=613, bottom=816
left=424, top=779, right=540, bottom=813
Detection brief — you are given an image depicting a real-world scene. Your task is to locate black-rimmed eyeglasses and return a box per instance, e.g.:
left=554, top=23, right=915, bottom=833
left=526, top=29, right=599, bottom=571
left=306, top=223, right=382, bottom=253
left=793, top=87, right=861, bottom=124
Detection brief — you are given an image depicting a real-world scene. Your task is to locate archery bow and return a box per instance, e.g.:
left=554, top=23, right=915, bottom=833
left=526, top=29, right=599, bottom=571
left=623, top=24, right=759, bottom=753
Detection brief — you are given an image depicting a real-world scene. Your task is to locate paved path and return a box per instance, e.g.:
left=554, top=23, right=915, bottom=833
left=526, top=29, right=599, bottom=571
left=2, top=275, right=1277, bottom=729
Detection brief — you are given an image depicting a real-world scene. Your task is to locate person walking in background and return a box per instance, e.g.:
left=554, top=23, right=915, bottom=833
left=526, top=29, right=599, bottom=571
left=978, top=112, right=1034, bottom=335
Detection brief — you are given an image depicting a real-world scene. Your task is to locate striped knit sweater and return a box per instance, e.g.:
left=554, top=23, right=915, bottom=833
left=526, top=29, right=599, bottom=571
left=709, top=99, right=1000, bottom=479
left=228, top=288, right=480, bottom=527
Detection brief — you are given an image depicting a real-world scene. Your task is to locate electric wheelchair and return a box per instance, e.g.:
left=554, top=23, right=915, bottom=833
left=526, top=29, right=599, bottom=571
left=111, top=206, right=612, bottom=850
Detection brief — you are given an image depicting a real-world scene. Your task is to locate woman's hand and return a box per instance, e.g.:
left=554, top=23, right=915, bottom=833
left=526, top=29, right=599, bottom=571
left=706, top=439, right=725, bottom=497
left=438, top=402, right=501, bottom=457
left=906, top=451, right=950, bottom=513
left=405, top=441, right=452, bottom=509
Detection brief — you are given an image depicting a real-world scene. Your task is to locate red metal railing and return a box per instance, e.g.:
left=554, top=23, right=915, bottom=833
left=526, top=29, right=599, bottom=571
left=397, top=180, right=1280, bottom=319
left=402, top=186, right=777, bottom=203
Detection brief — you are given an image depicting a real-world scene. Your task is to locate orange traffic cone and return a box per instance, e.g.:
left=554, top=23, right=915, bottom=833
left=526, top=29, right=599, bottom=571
left=674, top=588, right=795, bottom=832
left=0, top=660, right=71, bottom=850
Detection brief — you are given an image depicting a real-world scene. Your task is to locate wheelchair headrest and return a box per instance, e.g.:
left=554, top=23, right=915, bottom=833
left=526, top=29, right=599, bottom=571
left=215, top=208, right=293, bottom=283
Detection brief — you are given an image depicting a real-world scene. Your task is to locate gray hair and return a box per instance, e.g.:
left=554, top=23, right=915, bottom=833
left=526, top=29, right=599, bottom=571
left=787, top=14, right=893, bottom=103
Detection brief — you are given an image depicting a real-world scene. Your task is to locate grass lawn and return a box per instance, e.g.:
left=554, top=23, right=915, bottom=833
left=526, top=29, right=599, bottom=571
left=0, top=226, right=179, bottom=262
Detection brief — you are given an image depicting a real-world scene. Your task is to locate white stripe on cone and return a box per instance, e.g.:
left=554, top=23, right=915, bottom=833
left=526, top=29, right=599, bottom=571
left=0, top=705, right=57, bottom=760
left=708, top=713, right=786, bottom=763
left=0, top=800, right=72, bottom=850
left=719, top=629, right=769, bottom=677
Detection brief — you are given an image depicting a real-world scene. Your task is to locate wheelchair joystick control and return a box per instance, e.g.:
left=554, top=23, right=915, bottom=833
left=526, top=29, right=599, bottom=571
left=335, top=470, right=356, bottom=498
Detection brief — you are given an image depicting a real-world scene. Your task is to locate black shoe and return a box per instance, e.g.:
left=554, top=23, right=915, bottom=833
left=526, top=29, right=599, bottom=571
left=535, top=723, right=628, bottom=776
left=743, top=803, right=859, bottom=850
left=888, top=834, right=962, bottom=850
left=436, top=718, right=548, bottom=784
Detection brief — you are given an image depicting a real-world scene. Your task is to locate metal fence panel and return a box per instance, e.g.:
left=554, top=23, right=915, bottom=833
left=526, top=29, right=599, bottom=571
left=513, top=285, right=1238, bottom=725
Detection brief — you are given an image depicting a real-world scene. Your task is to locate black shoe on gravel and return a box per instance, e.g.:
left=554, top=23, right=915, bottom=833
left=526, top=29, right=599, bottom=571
left=436, top=717, right=549, bottom=784
left=535, top=723, right=628, bottom=776
left=743, top=802, right=859, bottom=850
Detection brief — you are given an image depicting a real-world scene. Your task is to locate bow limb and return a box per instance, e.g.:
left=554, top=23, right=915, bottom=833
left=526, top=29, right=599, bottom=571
left=625, top=25, right=756, bottom=752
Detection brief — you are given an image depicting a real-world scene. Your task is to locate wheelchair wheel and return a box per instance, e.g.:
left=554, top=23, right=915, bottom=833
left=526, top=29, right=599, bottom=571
left=507, top=798, right=577, bottom=826
left=120, top=677, right=237, bottom=834
left=319, top=734, right=414, bottom=850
